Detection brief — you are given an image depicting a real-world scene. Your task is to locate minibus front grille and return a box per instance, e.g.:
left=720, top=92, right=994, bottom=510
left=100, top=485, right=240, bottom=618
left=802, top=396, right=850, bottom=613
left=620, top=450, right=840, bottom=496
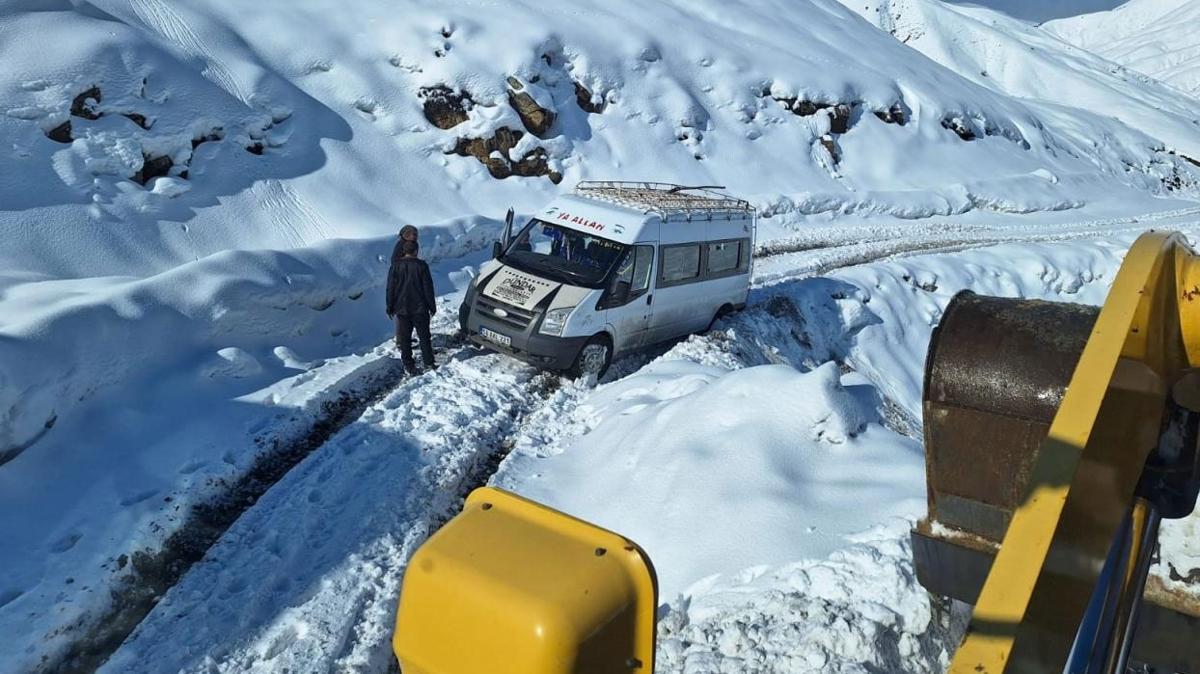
left=475, top=294, right=535, bottom=331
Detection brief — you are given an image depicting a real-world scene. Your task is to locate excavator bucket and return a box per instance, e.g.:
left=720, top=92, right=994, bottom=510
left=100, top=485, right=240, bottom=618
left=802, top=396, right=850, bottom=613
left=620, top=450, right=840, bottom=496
left=914, top=290, right=1200, bottom=672
left=393, top=487, right=658, bottom=674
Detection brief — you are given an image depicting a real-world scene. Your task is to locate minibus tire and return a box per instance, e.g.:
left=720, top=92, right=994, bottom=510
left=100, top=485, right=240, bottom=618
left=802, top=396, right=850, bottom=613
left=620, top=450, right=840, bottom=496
left=708, top=304, right=735, bottom=331
left=569, top=335, right=612, bottom=379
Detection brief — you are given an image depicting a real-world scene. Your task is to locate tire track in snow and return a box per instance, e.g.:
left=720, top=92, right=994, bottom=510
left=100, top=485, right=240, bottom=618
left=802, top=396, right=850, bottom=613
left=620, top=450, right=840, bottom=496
left=100, top=350, right=564, bottom=674
left=753, top=204, right=1200, bottom=275
left=42, top=355, right=411, bottom=674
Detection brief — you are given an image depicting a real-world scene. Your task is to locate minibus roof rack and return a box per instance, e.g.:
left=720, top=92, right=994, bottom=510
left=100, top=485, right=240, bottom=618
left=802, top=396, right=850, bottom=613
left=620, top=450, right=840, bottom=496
left=573, top=181, right=755, bottom=221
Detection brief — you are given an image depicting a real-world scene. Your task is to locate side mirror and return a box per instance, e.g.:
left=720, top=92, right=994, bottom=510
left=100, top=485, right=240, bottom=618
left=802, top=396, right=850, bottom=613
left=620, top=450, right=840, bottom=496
left=492, top=240, right=503, bottom=259
left=502, top=207, right=515, bottom=248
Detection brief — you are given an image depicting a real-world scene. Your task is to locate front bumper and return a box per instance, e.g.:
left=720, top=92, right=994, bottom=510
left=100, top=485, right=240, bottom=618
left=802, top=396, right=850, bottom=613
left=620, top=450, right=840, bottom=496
left=460, top=285, right=586, bottom=370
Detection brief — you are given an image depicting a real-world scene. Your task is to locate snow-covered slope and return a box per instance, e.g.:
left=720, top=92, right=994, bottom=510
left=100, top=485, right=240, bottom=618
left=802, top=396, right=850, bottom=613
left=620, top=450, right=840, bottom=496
left=840, top=0, right=1200, bottom=160
left=3, top=0, right=1197, bottom=283
left=1046, top=0, right=1200, bottom=99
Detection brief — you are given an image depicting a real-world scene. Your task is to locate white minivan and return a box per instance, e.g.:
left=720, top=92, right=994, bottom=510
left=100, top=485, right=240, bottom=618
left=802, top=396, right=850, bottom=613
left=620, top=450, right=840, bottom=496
left=459, top=181, right=756, bottom=376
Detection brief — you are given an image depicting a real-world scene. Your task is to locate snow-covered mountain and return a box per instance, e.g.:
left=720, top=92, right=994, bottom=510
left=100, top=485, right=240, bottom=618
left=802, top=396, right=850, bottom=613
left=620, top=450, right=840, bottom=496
left=1046, top=0, right=1200, bottom=99
left=839, top=0, right=1200, bottom=158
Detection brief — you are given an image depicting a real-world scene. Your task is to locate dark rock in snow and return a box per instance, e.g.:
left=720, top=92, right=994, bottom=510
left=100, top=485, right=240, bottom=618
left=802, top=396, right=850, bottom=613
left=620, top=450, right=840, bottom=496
left=774, top=97, right=854, bottom=133
left=574, top=81, right=604, bottom=114
left=451, top=127, right=560, bottom=182
left=873, top=103, right=907, bottom=126
left=132, top=154, right=173, bottom=185
left=828, top=104, right=851, bottom=134
left=46, top=120, right=72, bottom=143
left=941, top=117, right=976, bottom=141
left=511, top=147, right=561, bottom=183
left=819, top=135, right=839, bottom=163
left=122, top=112, right=152, bottom=129
left=419, top=85, right=471, bottom=130
left=70, top=85, right=102, bottom=120
left=506, top=77, right=555, bottom=137
left=191, top=127, right=224, bottom=149
left=245, top=142, right=265, bottom=155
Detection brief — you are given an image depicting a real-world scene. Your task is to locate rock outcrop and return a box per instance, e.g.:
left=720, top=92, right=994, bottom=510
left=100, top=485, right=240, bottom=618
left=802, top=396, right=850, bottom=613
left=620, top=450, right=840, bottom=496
left=506, top=77, right=555, bottom=137
left=419, top=85, right=471, bottom=130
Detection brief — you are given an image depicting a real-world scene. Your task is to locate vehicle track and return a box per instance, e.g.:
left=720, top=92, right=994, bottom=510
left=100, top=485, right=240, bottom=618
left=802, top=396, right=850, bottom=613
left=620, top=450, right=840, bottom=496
left=92, top=207, right=1198, bottom=672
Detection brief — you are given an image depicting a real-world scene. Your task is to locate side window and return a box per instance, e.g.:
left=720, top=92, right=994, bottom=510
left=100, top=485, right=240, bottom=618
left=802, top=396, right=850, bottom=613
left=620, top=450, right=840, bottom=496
left=707, top=241, right=740, bottom=274
left=632, top=245, right=653, bottom=293
left=660, top=244, right=701, bottom=286
left=600, top=245, right=654, bottom=309
left=705, top=238, right=752, bottom=277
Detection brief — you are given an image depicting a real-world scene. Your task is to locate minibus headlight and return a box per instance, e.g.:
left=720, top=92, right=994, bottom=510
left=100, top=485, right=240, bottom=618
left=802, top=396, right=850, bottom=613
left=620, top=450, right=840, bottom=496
left=539, top=307, right=574, bottom=336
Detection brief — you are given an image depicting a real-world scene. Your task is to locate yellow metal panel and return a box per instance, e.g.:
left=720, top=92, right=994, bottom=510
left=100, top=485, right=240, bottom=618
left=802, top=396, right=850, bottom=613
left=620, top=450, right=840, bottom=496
left=1175, top=246, right=1200, bottom=369
left=393, top=487, right=657, bottom=674
left=950, top=231, right=1199, bottom=673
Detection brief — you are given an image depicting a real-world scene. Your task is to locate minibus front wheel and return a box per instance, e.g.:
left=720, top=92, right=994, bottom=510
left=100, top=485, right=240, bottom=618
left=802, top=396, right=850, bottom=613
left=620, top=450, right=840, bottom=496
left=569, top=334, right=612, bottom=379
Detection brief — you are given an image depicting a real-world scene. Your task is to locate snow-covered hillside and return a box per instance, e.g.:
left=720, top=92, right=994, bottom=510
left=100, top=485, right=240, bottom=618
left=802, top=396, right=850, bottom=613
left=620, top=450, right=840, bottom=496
left=1046, top=0, right=1200, bottom=99
left=3, top=0, right=1197, bottom=282
left=839, top=0, right=1200, bottom=160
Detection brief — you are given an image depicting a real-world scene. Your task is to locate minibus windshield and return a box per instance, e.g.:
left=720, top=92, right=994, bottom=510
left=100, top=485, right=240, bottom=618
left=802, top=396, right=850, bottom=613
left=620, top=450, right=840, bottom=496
left=501, top=219, right=629, bottom=288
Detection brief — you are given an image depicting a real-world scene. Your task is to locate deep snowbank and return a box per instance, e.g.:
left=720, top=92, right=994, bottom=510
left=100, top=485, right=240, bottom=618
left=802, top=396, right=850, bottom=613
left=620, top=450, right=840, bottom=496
left=825, top=237, right=1125, bottom=417
left=495, top=361, right=925, bottom=601
left=657, top=521, right=966, bottom=673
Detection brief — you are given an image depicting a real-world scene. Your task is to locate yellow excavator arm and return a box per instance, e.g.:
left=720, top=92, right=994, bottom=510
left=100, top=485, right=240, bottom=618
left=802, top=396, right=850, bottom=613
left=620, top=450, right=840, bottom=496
left=949, top=231, right=1200, bottom=673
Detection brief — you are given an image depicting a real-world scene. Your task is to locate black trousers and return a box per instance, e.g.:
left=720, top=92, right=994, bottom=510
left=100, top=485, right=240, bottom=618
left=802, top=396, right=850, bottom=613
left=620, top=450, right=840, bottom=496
left=395, top=312, right=434, bottom=368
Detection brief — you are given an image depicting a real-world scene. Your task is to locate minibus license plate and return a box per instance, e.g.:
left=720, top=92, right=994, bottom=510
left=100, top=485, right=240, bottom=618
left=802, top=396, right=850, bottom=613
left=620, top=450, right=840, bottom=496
left=480, top=327, right=511, bottom=347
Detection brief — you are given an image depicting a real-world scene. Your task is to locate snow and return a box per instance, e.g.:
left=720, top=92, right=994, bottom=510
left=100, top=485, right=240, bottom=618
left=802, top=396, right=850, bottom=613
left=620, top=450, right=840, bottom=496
left=3, top=0, right=1197, bottom=285
left=493, top=361, right=924, bottom=601
left=656, top=522, right=968, bottom=673
left=1046, top=0, right=1200, bottom=98
left=1, top=0, right=1199, bottom=671
left=840, top=0, right=1200, bottom=160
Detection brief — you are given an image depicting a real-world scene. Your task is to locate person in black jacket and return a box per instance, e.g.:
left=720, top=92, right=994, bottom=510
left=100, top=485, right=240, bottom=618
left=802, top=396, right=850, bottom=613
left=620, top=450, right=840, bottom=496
left=386, top=239, right=437, bottom=373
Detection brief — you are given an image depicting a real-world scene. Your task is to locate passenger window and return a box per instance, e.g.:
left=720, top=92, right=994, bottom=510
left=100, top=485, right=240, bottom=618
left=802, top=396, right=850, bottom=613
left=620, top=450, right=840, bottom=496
left=632, top=245, right=653, bottom=292
left=707, top=241, right=741, bottom=274
left=660, top=244, right=701, bottom=285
